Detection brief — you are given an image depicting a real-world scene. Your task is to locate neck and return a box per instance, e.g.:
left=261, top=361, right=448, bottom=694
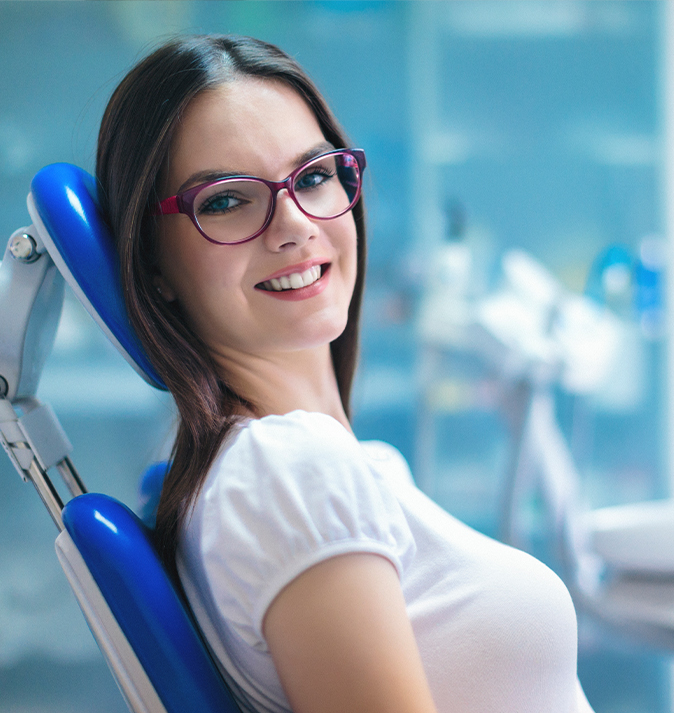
left=212, top=344, right=352, bottom=432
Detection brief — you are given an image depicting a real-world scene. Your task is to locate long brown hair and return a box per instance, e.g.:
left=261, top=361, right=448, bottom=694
left=96, top=35, right=366, bottom=575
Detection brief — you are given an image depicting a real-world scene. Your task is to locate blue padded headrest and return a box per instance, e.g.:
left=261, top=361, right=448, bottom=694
left=29, top=163, right=165, bottom=390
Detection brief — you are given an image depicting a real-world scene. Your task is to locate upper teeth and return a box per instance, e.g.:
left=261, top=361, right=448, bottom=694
left=261, top=266, right=322, bottom=292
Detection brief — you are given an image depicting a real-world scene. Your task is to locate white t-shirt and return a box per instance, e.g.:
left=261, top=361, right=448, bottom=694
left=177, top=410, right=594, bottom=713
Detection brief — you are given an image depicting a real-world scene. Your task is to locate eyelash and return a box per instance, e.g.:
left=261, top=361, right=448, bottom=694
left=295, top=167, right=335, bottom=189
left=199, top=192, right=244, bottom=215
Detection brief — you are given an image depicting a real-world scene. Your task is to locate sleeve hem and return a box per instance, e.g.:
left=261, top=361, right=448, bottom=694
left=252, top=538, right=405, bottom=643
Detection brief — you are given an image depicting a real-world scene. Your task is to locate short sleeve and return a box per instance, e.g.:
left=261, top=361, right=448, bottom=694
left=178, top=411, right=416, bottom=651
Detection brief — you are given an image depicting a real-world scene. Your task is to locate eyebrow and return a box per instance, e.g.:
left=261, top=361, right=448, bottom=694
left=176, top=141, right=336, bottom=194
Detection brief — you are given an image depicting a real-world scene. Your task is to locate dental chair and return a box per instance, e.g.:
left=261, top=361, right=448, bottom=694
left=0, top=163, right=241, bottom=713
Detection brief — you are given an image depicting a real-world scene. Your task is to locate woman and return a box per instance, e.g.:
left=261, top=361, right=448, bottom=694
left=97, top=35, right=593, bottom=713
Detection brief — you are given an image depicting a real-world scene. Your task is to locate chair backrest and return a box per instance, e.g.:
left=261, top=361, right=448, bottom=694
left=28, top=164, right=241, bottom=713
left=57, top=493, right=240, bottom=713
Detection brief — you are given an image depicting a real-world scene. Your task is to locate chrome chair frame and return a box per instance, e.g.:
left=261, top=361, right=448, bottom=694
left=0, top=163, right=240, bottom=713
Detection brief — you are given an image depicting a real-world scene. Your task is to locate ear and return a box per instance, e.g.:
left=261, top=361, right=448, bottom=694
left=153, top=274, right=178, bottom=302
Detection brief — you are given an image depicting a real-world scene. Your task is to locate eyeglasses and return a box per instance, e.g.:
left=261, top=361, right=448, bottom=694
left=152, top=148, right=366, bottom=245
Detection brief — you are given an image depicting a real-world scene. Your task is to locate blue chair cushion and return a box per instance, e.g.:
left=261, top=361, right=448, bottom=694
left=62, top=493, right=239, bottom=713
left=30, top=163, right=165, bottom=390
left=138, top=461, right=171, bottom=529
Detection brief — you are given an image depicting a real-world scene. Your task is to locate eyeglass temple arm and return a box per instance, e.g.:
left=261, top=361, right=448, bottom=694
left=152, top=196, right=180, bottom=216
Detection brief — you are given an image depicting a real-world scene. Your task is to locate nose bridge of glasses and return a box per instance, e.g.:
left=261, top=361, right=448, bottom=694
left=268, top=175, right=305, bottom=215
left=268, top=175, right=294, bottom=198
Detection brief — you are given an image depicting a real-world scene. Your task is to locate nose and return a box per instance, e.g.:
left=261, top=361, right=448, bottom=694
left=261, top=189, right=316, bottom=251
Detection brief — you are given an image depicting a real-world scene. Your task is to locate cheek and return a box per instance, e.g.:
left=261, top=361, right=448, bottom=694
left=338, top=217, right=359, bottom=290
left=156, top=221, right=194, bottom=293
left=157, top=226, right=248, bottom=324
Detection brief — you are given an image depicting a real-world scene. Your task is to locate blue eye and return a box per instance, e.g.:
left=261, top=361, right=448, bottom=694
left=199, top=193, right=242, bottom=215
left=295, top=168, right=334, bottom=191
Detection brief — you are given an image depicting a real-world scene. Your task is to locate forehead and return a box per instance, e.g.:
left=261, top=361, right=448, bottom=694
left=166, top=78, right=326, bottom=191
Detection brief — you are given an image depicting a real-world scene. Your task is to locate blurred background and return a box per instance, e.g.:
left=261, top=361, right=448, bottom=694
left=0, top=1, right=672, bottom=711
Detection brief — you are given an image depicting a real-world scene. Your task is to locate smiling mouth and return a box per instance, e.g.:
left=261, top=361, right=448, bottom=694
left=257, top=264, right=328, bottom=292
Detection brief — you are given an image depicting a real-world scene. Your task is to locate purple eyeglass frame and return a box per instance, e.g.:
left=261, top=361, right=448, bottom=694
left=152, top=148, right=366, bottom=245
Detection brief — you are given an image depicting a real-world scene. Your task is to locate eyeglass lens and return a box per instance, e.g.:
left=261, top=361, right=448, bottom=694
left=192, top=152, right=361, bottom=244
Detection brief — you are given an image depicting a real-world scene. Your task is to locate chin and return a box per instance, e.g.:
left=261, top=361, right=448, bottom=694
left=290, top=318, right=349, bottom=352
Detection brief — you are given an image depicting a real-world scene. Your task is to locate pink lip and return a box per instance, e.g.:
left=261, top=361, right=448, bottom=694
left=258, top=258, right=328, bottom=283
left=257, top=264, right=331, bottom=301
